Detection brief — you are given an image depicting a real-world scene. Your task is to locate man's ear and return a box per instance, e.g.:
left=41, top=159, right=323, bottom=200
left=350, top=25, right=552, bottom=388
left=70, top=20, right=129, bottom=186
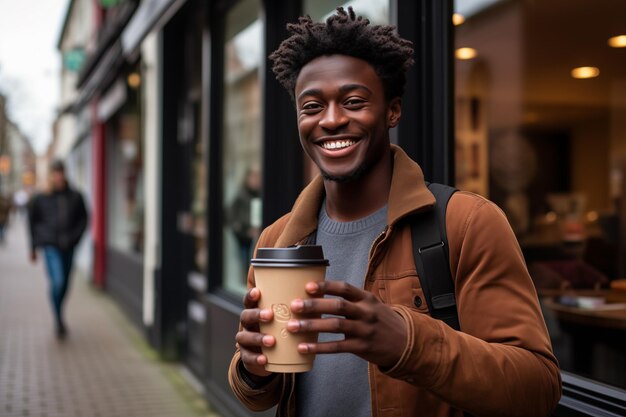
left=387, top=97, right=402, bottom=128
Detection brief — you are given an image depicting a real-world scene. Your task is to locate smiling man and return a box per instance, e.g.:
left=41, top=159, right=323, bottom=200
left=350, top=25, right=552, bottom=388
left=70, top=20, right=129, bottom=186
left=228, top=7, right=561, bottom=417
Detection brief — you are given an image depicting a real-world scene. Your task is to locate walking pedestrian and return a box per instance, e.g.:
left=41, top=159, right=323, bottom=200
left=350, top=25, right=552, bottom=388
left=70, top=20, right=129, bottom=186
left=28, top=160, right=88, bottom=338
left=229, top=7, right=561, bottom=417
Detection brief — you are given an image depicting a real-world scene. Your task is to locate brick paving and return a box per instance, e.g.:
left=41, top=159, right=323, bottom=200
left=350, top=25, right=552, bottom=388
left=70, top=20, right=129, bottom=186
left=0, top=218, right=222, bottom=417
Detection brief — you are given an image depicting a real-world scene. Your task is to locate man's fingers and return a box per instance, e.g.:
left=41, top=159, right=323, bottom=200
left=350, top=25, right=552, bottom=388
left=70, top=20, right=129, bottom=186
left=237, top=331, right=275, bottom=377
left=240, top=308, right=273, bottom=329
left=235, top=329, right=275, bottom=348
left=291, top=296, right=363, bottom=318
left=239, top=346, right=268, bottom=367
left=309, top=280, right=368, bottom=302
left=243, top=287, right=261, bottom=309
left=287, top=317, right=369, bottom=338
left=297, top=339, right=365, bottom=355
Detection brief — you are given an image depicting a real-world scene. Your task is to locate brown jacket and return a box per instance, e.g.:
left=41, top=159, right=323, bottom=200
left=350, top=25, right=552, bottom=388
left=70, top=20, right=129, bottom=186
left=228, top=145, right=561, bottom=417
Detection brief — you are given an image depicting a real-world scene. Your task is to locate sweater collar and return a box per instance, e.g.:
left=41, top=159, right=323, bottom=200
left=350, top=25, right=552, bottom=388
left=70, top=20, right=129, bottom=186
left=275, top=144, right=435, bottom=247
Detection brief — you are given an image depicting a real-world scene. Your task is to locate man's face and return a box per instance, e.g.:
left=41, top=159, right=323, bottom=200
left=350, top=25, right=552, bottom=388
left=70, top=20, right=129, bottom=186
left=50, top=170, right=66, bottom=191
left=294, top=55, right=400, bottom=183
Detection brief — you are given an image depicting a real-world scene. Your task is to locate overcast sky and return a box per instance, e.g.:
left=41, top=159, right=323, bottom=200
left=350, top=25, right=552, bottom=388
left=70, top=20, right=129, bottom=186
left=0, top=0, right=68, bottom=154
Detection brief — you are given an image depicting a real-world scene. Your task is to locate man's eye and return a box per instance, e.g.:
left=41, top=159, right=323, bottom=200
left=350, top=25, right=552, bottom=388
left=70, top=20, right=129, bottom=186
left=301, top=103, right=322, bottom=111
left=345, top=99, right=365, bottom=107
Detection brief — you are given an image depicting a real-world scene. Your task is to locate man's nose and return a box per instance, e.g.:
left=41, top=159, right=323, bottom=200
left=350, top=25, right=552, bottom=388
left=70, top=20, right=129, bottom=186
left=319, top=103, right=348, bottom=130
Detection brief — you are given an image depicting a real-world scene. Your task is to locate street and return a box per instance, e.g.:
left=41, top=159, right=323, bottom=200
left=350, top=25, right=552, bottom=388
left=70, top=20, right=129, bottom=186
left=0, top=217, right=221, bottom=417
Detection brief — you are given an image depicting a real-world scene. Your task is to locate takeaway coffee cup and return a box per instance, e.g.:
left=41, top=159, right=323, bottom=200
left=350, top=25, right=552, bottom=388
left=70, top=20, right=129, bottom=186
left=251, top=245, right=329, bottom=373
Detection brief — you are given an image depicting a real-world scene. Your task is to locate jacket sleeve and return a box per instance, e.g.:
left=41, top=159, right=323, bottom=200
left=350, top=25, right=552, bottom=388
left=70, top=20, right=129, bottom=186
left=69, top=192, right=88, bottom=247
left=227, top=222, right=289, bottom=411
left=383, top=193, right=561, bottom=417
left=228, top=350, right=286, bottom=412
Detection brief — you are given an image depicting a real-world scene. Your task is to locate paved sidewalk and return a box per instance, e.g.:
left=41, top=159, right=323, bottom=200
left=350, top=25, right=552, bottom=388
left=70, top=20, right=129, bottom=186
left=0, top=218, right=221, bottom=417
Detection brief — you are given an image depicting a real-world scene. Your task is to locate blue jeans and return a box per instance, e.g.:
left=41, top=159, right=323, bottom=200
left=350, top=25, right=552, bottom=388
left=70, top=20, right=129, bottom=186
left=43, top=246, right=74, bottom=325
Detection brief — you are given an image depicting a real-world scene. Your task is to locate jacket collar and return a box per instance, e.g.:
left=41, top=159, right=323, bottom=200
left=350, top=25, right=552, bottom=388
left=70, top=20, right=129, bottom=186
left=275, top=144, right=435, bottom=247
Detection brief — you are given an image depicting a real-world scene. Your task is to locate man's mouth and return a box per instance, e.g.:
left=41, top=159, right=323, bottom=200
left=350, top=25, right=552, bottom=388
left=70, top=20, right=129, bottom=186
left=319, top=139, right=357, bottom=150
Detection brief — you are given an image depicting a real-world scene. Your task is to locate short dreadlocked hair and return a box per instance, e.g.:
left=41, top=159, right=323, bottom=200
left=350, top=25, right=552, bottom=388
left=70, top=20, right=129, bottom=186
left=269, top=7, right=414, bottom=101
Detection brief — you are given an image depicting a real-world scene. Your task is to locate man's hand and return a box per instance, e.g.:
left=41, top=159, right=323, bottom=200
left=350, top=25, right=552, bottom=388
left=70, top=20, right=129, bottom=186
left=235, top=287, right=276, bottom=378
left=30, top=250, right=37, bottom=263
left=287, top=281, right=408, bottom=369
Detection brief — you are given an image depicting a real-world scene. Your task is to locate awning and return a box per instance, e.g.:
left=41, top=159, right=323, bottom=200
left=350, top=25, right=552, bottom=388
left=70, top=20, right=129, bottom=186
left=121, top=0, right=187, bottom=57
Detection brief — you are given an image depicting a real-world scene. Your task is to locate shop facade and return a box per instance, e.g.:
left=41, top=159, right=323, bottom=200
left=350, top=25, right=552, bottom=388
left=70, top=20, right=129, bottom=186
left=63, top=0, right=626, bottom=416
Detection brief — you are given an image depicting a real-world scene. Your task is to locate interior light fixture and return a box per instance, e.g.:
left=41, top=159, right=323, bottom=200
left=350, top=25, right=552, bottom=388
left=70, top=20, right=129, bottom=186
left=455, top=47, right=477, bottom=60
left=608, top=35, right=626, bottom=48
left=571, top=66, right=600, bottom=79
left=453, top=13, right=465, bottom=26
left=586, top=211, right=599, bottom=222
left=127, top=72, right=141, bottom=88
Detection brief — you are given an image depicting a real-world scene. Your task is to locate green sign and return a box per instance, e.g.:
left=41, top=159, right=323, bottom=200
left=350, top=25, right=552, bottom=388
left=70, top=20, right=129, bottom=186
left=99, top=0, right=122, bottom=8
left=63, top=48, right=85, bottom=73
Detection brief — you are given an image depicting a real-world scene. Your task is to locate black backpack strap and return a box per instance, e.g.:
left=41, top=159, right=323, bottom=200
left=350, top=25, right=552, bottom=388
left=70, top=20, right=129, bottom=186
left=411, top=182, right=460, bottom=331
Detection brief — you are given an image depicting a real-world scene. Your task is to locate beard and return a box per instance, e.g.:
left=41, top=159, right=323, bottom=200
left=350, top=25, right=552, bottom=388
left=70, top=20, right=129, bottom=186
left=320, top=163, right=369, bottom=183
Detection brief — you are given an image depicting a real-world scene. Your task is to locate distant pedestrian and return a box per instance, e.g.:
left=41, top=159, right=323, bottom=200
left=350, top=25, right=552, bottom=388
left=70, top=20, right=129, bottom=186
left=13, top=188, right=29, bottom=217
left=0, top=193, right=11, bottom=244
left=28, top=160, right=88, bottom=338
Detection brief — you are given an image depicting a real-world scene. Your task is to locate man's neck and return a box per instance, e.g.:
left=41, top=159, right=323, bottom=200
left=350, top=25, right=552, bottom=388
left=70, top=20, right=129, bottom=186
left=53, top=183, right=68, bottom=193
left=323, top=152, right=392, bottom=222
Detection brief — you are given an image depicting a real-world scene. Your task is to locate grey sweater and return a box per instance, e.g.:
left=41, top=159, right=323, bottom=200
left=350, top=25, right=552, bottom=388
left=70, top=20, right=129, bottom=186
left=296, top=202, right=388, bottom=417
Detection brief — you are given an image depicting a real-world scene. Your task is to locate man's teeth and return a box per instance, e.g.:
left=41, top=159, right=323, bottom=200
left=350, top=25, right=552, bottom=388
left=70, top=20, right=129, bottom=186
left=321, top=140, right=356, bottom=150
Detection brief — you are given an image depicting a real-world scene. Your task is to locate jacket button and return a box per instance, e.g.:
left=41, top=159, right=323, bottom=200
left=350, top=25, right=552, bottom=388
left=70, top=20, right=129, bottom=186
left=413, top=295, right=422, bottom=308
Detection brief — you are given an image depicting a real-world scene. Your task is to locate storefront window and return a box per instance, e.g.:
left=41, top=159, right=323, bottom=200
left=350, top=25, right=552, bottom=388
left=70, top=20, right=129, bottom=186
left=107, top=86, right=144, bottom=257
left=454, top=0, right=626, bottom=389
left=222, top=0, right=263, bottom=295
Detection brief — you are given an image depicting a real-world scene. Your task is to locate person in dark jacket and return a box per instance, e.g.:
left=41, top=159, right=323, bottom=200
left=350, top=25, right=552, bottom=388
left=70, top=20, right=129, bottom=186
left=228, top=167, right=262, bottom=274
left=28, top=160, right=88, bottom=338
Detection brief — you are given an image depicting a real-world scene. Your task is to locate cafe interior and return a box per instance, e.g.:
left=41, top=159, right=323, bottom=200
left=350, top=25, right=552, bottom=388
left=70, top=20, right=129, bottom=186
left=453, top=0, right=626, bottom=390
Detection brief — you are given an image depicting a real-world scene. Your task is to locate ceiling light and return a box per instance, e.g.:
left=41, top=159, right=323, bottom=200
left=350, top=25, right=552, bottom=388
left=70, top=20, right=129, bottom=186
left=455, top=47, right=477, bottom=60
left=127, top=72, right=141, bottom=88
left=453, top=13, right=465, bottom=26
left=586, top=211, right=599, bottom=222
left=608, top=35, right=626, bottom=48
left=571, top=67, right=600, bottom=79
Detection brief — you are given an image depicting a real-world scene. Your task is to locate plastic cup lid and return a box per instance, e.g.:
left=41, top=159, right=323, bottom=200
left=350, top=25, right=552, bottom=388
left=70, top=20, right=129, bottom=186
left=251, top=245, right=329, bottom=266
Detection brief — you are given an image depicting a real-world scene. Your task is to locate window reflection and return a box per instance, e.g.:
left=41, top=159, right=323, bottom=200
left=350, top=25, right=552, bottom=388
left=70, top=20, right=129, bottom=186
left=107, top=87, right=144, bottom=256
left=227, top=167, right=261, bottom=276
left=222, top=0, right=263, bottom=295
left=455, top=0, right=626, bottom=389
